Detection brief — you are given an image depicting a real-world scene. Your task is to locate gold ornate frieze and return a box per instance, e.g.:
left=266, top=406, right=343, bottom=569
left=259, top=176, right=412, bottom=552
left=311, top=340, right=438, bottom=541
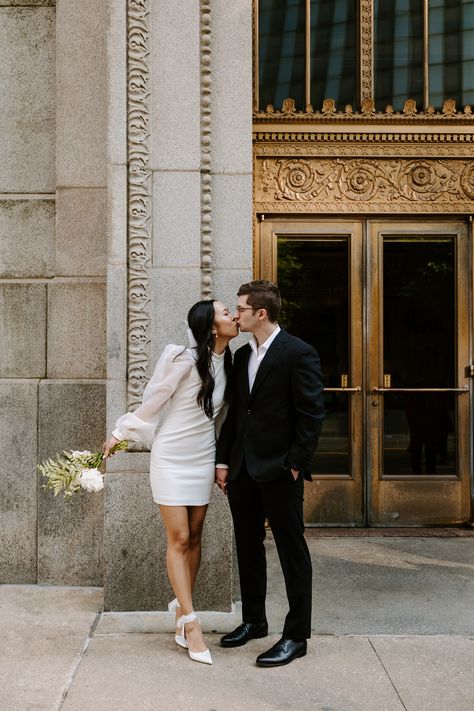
left=255, top=158, right=474, bottom=214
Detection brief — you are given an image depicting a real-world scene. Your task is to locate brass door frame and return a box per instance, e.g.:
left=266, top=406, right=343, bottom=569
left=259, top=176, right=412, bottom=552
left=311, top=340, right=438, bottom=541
left=258, top=216, right=472, bottom=526
left=367, top=220, right=472, bottom=525
left=259, top=217, right=365, bottom=525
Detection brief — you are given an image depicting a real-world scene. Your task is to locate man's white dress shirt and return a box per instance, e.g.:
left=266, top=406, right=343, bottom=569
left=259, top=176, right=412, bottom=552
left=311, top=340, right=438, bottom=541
left=248, top=326, right=281, bottom=390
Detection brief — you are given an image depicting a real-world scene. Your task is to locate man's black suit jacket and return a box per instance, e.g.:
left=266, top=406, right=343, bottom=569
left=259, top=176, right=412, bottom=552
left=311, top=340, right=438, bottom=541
left=216, top=329, right=325, bottom=483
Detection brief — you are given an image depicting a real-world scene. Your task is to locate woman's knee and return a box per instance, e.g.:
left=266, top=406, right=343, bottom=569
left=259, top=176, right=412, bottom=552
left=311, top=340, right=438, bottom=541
left=188, top=526, right=203, bottom=550
left=167, top=532, right=190, bottom=555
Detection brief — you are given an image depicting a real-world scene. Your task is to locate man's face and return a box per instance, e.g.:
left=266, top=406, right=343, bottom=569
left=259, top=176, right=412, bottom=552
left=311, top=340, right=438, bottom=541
left=235, top=295, right=260, bottom=333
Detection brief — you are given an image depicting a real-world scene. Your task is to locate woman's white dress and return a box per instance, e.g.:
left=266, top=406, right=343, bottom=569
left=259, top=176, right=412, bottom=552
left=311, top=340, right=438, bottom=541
left=113, top=345, right=226, bottom=506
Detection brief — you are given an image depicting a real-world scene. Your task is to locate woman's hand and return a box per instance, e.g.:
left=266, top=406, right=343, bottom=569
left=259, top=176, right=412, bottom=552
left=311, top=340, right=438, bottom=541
left=215, top=466, right=229, bottom=496
left=103, top=436, right=120, bottom=459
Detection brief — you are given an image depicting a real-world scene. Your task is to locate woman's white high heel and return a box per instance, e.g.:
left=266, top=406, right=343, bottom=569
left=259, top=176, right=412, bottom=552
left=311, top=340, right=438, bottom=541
left=176, top=611, right=212, bottom=665
left=168, top=598, right=187, bottom=649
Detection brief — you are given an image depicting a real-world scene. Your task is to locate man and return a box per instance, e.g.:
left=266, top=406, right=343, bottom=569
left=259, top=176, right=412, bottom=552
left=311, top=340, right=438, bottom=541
left=215, top=280, right=324, bottom=667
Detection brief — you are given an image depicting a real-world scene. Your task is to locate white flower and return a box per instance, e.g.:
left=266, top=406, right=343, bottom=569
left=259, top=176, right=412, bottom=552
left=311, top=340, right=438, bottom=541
left=79, top=468, right=104, bottom=492
left=72, top=450, right=92, bottom=457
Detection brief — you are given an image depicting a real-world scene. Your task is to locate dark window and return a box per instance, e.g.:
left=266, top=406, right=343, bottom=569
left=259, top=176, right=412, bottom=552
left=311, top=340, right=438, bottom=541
left=429, top=0, right=474, bottom=108
left=374, top=0, right=424, bottom=111
left=311, top=0, right=357, bottom=110
left=258, top=0, right=474, bottom=112
left=259, top=0, right=306, bottom=110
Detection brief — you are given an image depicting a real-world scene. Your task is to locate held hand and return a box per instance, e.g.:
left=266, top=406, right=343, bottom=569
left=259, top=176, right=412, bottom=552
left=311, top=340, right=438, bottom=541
left=103, top=436, right=120, bottom=459
left=291, top=467, right=300, bottom=481
left=215, top=467, right=229, bottom=496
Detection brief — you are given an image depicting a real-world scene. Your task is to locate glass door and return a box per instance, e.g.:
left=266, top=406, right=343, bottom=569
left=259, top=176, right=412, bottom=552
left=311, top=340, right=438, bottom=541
left=258, top=217, right=472, bottom=526
left=368, top=221, right=471, bottom=525
left=259, top=219, right=364, bottom=525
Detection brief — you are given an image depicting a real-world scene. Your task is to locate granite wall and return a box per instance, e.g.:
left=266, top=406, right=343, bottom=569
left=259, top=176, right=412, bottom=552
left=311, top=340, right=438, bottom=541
left=0, top=0, right=107, bottom=586
left=0, top=0, right=253, bottom=610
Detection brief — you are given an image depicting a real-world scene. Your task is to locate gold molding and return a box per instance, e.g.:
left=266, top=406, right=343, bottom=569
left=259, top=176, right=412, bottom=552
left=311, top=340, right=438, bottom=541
left=360, top=0, right=373, bottom=104
left=254, top=97, right=473, bottom=124
left=254, top=135, right=474, bottom=159
left=255, top=157, right=474, bottom=214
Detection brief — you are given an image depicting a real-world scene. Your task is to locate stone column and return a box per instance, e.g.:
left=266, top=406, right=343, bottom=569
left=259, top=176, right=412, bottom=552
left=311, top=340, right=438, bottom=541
left=0, top=1, right=55, bottom=582
left=210, top=0, right=253, bottom=306
left=103, top=0, right=253, bottom=611
left=0, top=0, right=108, bottom=585
left=37, top=0, right=108, bottom=585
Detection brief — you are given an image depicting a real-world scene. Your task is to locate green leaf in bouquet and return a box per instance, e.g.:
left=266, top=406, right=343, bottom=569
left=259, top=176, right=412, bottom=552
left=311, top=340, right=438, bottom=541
left=38, top=440, right=129, bottom=499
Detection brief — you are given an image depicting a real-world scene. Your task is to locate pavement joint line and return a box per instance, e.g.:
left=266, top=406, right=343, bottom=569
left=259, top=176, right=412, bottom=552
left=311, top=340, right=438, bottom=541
left=368, top=637, right=408, bottom=711
left=310, top=633, right=474, bottom=638
left=52, top=610, right=103, bottom=711
left=92, top=632, right=474, bottom=638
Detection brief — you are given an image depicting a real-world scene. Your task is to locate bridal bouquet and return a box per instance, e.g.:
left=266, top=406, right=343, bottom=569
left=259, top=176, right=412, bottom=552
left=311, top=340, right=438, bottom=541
left=38, top=440, right=128, bottom=499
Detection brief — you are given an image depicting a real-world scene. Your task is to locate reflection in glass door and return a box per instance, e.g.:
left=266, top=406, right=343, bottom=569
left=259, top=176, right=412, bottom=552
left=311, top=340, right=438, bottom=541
left=278, top=238, right=349, bottom=475
left=259, top=220, right=364, bottom=525
left=368, top=221, right=471, bottom=526
left=382, top=237, right=456, bottom=477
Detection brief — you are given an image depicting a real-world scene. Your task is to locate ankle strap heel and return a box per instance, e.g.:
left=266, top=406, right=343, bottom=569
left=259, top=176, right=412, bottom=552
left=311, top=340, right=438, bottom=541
left=168, top=597, right=179, bottom=614
left=177, top=612, right=212, bottom=665
left=177, top=611, right=198, bottom=627
left=169, top=599, right=188, bottom=649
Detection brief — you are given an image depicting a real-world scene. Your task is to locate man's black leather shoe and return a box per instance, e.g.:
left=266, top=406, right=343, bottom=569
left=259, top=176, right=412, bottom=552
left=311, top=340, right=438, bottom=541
left=220, top=622, right=268, bottom=648
left=256, top=638, right=307, bottom=667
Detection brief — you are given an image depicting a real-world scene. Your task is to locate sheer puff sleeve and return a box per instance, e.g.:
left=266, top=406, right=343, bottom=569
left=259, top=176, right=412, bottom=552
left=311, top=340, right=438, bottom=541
left=112, top=344, right=194, bottom=446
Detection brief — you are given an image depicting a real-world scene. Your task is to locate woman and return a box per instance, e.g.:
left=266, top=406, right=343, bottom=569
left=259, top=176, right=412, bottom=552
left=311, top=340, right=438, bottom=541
left=103, top=300, right=237, bottom=665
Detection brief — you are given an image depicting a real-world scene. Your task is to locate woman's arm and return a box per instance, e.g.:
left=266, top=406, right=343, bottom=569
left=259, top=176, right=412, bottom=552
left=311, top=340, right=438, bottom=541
left=110, top=345, right=193, bottom=447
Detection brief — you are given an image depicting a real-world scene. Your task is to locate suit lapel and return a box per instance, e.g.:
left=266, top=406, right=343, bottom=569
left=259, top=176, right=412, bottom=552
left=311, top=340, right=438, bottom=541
left=250, top=329, right=288, bottom=399
left=237, top=343, right=251, bottom=400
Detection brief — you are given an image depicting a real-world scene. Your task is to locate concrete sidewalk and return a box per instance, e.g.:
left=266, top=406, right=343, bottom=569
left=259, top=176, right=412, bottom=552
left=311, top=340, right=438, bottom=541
left=2, top=536, right=474, bottom=711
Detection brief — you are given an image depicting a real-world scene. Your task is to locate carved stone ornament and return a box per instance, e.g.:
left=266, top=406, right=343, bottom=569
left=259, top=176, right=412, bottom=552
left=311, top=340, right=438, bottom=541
left=255, top=158, right=474, bottom=214
left=200, top=0, right=213, bottom=299
left=127, top=0, right=152, bottom=410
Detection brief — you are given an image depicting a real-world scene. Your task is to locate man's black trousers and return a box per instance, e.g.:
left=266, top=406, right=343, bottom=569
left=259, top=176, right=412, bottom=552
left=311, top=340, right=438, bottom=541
left=227, top=463, right=312, bottom=641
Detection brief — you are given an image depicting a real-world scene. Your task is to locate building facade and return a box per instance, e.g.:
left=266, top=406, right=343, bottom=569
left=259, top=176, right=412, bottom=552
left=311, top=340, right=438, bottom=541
left=0, top=0, right=472, bottom=610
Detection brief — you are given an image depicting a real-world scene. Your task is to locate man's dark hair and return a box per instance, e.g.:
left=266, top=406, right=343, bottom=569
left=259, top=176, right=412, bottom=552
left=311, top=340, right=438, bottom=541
left=237, top=280, right=281, bottom=323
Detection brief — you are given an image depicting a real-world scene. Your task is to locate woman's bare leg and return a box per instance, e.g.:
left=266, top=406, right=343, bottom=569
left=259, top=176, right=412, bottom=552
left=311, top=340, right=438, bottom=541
left=159, top=504, right=207, bottom=652
left=188, top=505, right=208, bottom=589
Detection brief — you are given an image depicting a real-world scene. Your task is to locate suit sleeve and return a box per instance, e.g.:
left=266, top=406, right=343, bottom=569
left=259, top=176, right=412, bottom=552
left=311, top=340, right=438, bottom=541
left=288, top=346, right=325, bottom=473
left=215, top=399, right=236, bottom=465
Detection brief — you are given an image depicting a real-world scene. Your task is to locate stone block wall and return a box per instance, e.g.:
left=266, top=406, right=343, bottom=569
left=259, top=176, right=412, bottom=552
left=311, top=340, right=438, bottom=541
left=0, top=0, right=253, bottom=609
left=0, top=0, right=107, bottom=585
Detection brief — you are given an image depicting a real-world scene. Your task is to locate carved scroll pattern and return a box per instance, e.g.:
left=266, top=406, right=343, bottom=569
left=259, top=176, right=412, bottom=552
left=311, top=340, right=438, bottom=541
left=256, top=158, right=474, bottom=213
left=127, top=0, right=152, bottom=410
left=360, top=0, right=373, bottom=103
left=200, top=1, right=213, bottom=299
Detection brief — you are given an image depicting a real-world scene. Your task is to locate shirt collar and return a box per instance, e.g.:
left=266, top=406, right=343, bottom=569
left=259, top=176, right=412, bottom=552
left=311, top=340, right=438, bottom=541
left=249, top=325, right=281, bottom=355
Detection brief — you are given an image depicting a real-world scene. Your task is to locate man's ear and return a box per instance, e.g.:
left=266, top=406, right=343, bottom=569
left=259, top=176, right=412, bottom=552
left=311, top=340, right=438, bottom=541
left=258, top=308, right=268, bottom=321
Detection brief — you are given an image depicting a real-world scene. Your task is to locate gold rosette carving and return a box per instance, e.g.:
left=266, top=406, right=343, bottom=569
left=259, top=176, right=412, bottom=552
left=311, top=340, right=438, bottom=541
left=257, top=157, right=474, bottom=213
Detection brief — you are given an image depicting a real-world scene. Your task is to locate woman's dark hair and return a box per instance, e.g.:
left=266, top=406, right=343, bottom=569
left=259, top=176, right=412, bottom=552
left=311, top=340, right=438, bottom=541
left=187, top=300, right=233, bottom=420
